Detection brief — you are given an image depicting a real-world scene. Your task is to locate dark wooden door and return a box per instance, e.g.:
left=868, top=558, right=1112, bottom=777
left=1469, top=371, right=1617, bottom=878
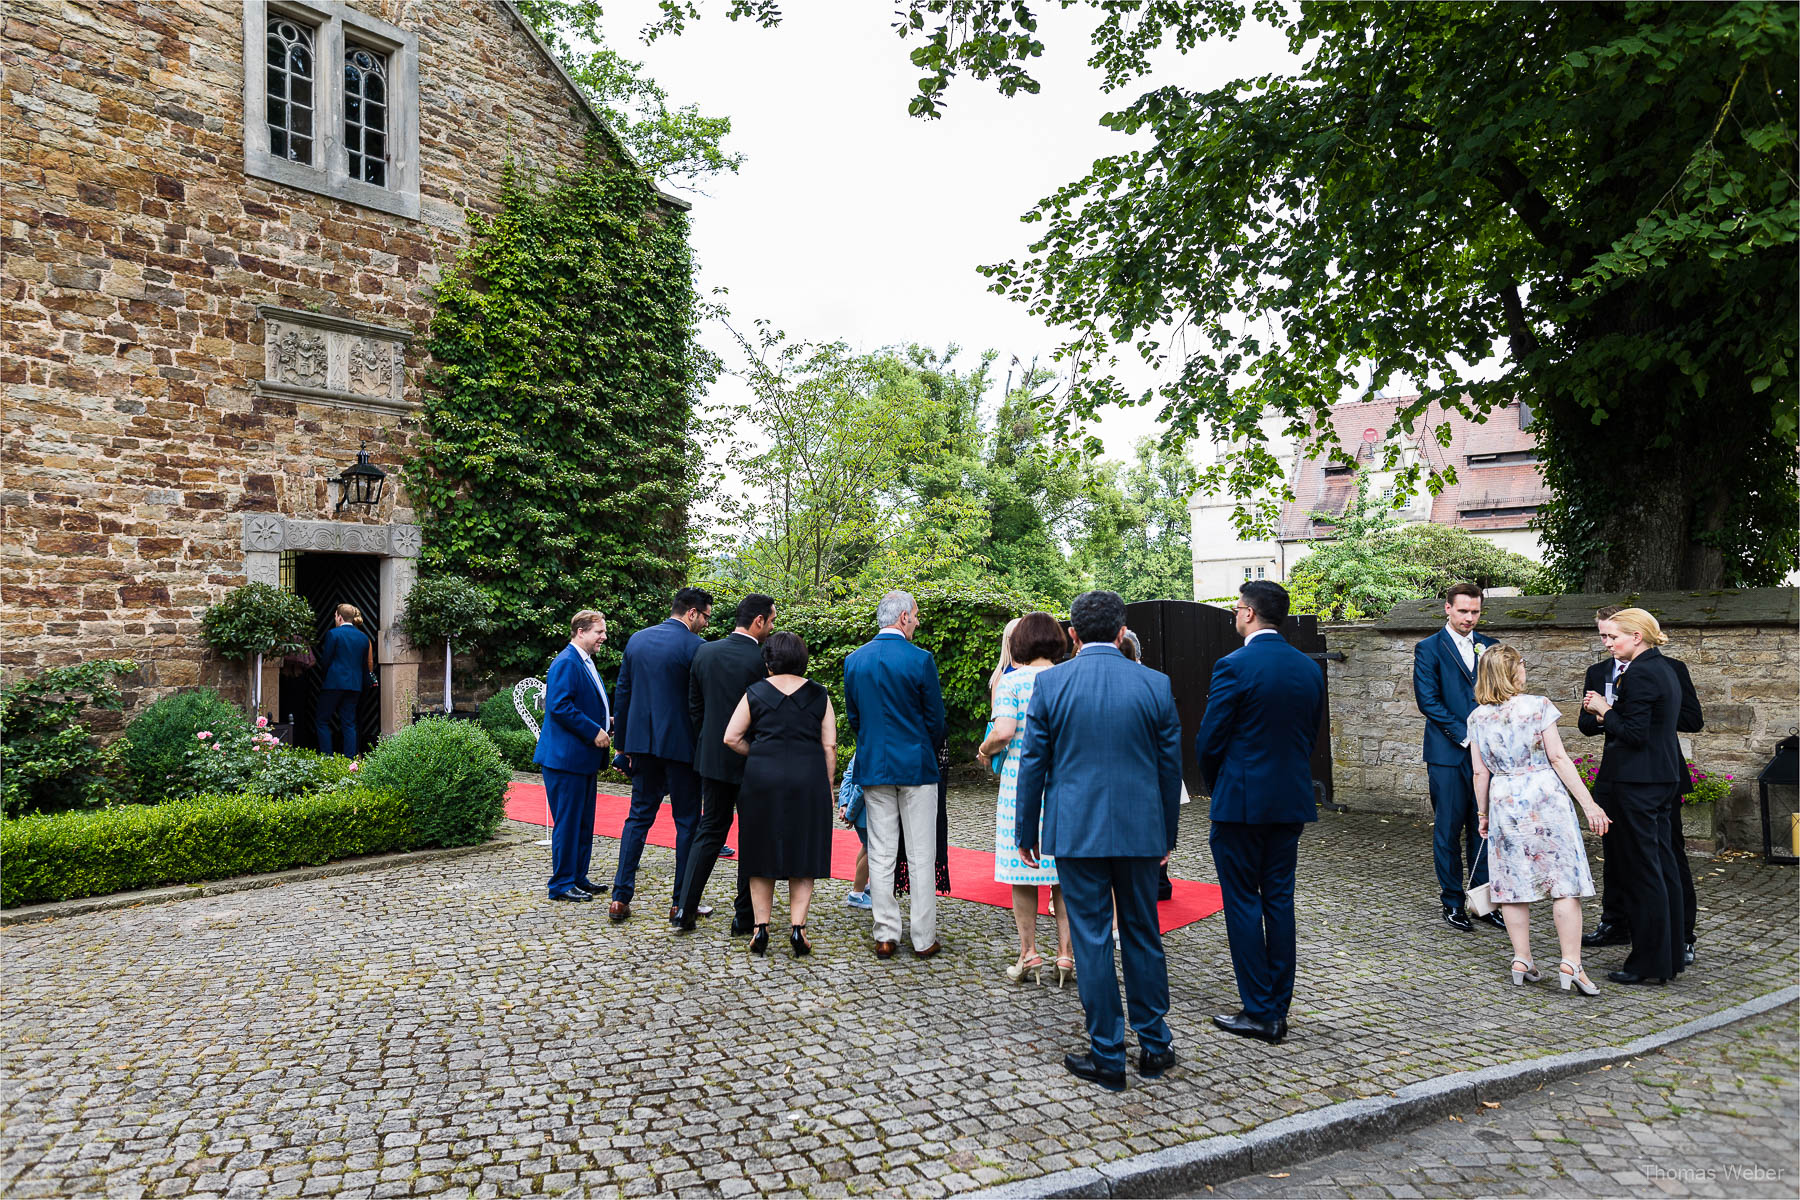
left=1124, top=599, right=1334, bottom=804
left=280, top=552, right=381, bottom=752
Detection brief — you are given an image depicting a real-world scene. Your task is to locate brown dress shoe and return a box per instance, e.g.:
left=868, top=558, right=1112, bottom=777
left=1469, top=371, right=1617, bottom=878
left=608, top=901, right=630, bottom=923
left=874, top=940, right=898, bottom=959
left=913, top=942, right=942, bottom=959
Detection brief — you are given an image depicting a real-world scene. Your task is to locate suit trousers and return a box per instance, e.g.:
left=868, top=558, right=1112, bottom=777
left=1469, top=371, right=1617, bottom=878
left=610, top=755, right=701, bottom=905
left=1426, top=761, right=1487, bottom=908
left=1595, top=784, right=1697, bottom=943
left=315, top=688, right=359, bottom=757
left=543, top=766, right=598, bottom=898
left=863, top=783, right=937, bottom=948
left=1209, top=821, right=1303, bottom=1025
left=1057, top=856, right=1172, bottom=1072
left=1613, top=781, right=1685, bottom=980
left=675, top=776, right=753, bottom=926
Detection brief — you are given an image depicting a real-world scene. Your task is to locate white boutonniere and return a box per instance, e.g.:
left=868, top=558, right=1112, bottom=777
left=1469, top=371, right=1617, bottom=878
left=1473, top=643, right=1487, bottom=657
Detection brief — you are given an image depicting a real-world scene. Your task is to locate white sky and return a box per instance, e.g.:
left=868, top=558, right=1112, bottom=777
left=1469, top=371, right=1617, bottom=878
left=590, top=1, right=1302, bottom=463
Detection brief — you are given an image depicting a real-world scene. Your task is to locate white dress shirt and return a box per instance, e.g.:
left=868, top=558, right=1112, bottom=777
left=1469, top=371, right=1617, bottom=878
left=1444, top=623, right=1476, bottom=674
left=1245, top=628, right=1281, bottom=644
left=571, top=642, right=610, bottom=727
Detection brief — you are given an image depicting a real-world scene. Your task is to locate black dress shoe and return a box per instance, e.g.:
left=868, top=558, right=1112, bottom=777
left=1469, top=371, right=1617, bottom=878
left=1137, top=1048, right=1178, bottom=1078
left=574, top=882, right=603, bottom=896
left=1475, top=910, right=1507, bottom=931
left=1063, top=1053, right=1126, bottom=1091
left=1442, top=906, right=1473, bottom=932
left=1606, top=969, right=1668, bottom=986
left=549, top=891, right=592, bottom=903
left=1212, top=1011, right=1282, bottom=1044
left=1274, top=1018, right=1290, bottom=1042
left=729, top=918, right=754, bottom=937
left=1683, top=941, right=1696, bottom=966
left=1582, top=922, right=1631, bottom=947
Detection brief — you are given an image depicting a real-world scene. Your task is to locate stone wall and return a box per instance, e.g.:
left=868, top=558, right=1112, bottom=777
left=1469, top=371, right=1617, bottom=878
left=1325, top=589, right=1800, bottom=849
left=1, top=0, right=674, bottom=729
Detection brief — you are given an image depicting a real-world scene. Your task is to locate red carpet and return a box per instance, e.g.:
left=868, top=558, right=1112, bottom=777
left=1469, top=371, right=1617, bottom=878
left=505, top=782, right=1223, bottom=933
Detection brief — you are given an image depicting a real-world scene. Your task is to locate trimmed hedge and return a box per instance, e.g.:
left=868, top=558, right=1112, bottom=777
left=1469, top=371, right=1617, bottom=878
left=121, top=688, right=246, bottom=803
left=359, top=718, right=510, bottom=848
left=1, top=787, right=409, bottom=908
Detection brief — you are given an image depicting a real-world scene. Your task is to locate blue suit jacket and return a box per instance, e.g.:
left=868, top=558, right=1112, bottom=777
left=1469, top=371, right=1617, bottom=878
left=1413, top=627, right=1499, bottom=766
left=318, top=623, right=369, bottom=692
left=843, top=632, right=946, bottom=786
left=1195, top=633, right=1325, bottom=824
left=612, top=618, right=703, bottom=762
left=1013, top=644, right=1184, bottom=859
left=534, top=643, right=613, bottom=773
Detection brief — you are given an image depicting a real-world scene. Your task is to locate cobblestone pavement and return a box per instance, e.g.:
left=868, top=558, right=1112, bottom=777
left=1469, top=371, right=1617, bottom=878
left=3, top=782, right=1795, bottom=1198
left=1212, top=1006, right=1799, bottom=1198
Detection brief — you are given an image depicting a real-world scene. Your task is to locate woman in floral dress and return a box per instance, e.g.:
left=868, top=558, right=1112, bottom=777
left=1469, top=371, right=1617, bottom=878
left=1468, top=644, right=1612, bottom=995
left=977, top=612, right=1074, bottom=985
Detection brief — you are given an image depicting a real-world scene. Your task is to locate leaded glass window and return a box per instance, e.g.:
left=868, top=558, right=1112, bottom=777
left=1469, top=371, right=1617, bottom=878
left=344, top=45, right=389, bottom=187
left=266, top=18, right=315, bottom=164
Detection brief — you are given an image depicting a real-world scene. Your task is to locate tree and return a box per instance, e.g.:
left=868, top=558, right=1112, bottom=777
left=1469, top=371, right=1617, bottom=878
left=399, top=576, right=497, bottom=714
left=514, top=0, right=743, bottom=188
left=659, top=2, right=1799, bottom=590
left=199, top=583, right=315, bottom=714
left=1082, top=437, right=1197, bottom=603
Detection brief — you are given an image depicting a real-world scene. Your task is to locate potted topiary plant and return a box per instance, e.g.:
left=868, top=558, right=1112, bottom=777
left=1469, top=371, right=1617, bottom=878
left=199, top=582, right=315, bottom=715
left=398, top=575, right=494, bottom=718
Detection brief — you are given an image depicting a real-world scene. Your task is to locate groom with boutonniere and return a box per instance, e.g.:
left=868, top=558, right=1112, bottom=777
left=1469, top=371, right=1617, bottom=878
left=1413, top=582, right=1502, bottom=933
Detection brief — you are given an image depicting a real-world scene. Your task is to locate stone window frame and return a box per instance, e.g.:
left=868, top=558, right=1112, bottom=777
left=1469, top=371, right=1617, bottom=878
left=242, top=0, right=421, bottom=221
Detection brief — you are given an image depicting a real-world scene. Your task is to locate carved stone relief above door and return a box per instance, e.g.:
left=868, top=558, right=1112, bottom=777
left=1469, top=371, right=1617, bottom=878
left=256, top=305, right=414, bottom=415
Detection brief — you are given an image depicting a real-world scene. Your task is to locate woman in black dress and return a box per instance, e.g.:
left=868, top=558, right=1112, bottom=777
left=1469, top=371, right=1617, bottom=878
left=722, top=632, right=837, bottom=957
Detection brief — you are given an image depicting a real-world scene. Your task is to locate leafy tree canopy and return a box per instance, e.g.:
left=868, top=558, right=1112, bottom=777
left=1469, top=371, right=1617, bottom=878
left=1080, top=437, right=1198, bottom=603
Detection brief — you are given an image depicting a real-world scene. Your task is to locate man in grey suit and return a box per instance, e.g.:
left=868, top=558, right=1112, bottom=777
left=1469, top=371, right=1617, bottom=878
left=1014, top=590, right=1185, bottom=1091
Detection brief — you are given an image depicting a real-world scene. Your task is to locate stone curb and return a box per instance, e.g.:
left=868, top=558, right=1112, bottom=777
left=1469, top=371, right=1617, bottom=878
left=966, top=985, right=1800, bottom=1199
left=1, top=833, right=534, bottom=925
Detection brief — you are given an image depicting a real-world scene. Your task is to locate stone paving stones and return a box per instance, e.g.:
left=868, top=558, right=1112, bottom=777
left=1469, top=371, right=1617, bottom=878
left=2, top=784, right=1794, bottom=1196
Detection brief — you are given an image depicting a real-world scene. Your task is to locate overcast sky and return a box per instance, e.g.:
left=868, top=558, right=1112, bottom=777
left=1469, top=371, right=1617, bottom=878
left=589, top=1, right=1301, bottom=462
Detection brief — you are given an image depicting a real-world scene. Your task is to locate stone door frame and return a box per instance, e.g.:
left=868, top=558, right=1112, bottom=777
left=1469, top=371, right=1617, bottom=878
left=243, top=514, right=421, bottom=738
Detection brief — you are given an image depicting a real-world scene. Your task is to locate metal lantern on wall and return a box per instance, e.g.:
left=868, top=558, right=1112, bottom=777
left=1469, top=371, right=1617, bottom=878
left=1758, top=733, right=1798, bottom=866
left=332, top=443, right=387, bottom=514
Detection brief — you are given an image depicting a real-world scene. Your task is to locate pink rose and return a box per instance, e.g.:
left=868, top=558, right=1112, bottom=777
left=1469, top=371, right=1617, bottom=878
left=349, top=761, right=360, bottom=772
left=197, top=731, right=211, bottom=741
left=256, top=716, right=269, bottom=728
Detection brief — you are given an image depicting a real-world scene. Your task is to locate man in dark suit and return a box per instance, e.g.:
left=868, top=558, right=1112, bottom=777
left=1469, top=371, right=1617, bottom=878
left=1581, top=607, right=1688, bottom=984
left=1580, top=604, right=1705, bottom=964
left=1413, top=582, right=1502, bottom=932
left=1014, top=590, right=1184, bottom=1091
left=1195, top=580, right=1325, bottom=1045
left=844, top=589, right=947, bottom=958
left=672, top=593, right=776, bottom=934
left=608, top=587, right=711, bottom=923
left=534, top=609, right=612, bottom=902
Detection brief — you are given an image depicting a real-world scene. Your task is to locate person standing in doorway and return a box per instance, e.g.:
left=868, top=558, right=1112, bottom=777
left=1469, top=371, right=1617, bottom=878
left=315, top=603, right=371, bottom=756
left=535, top=609, right=612, bottom=902
left=1413, top=583, right=1503, bottom=932
left=609, top=587, right=712, bottom=924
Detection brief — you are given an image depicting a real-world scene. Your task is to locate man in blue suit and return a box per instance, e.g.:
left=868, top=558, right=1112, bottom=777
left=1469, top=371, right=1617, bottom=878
left=608, top=587, right=711, bottom=923
left=843, top=590, right=947, bottom=958
left=534, top=609, right=612, bottom=902
left=1413, top=582, right=1502, bottom=932
left=1196, top=581, right=1324, bottom=1044
left=1014, top=590, right=1184, bottom=1091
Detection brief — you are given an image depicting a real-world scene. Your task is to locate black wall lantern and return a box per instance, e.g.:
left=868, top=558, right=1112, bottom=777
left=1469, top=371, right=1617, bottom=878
left=1759, top=733, right=1798, bottom=866
left=333, top=443, right=387, bottom=515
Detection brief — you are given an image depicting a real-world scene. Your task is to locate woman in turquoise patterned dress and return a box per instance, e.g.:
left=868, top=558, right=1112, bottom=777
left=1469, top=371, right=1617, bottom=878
left=1469, top=644, right=1612, bottom=996
left=977, top=612, right=1074, bottom=985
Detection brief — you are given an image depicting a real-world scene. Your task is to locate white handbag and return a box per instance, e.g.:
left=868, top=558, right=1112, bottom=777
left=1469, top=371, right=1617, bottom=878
left=1464, top=839, right=1496, bottom=916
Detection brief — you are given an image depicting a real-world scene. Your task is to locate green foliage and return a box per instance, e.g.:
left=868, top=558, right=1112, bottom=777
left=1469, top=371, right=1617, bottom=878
left=478, top=687, right=533, bottom=735
left=1382, top=524, right=1548, bottom=598
left=359, top=719, right=511, bottom=848
left=1082, top=438, right=1198, bottom=602
left=0, top=659, right=136, bottom=817
left=512, top=0, right=744, bottom=188
left=0, top=787, right=409, bottom=908
left=200, top=583, right=315, bottom=660
left=400, top=575, right=496, bottom=647
left=412, top=148, right=705, bottom=681
left=120, top=688, right=244, bottom=803
left=488, top=728, right=542, bottom=775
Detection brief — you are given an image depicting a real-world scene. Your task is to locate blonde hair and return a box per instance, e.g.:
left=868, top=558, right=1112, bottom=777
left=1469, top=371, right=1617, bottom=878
left=570, top=609, right=604, bottom=636
left=988, top=617, right=1021, bottom=696
left=1606, top=607, right=1668, bottom=647
left=1474, top=643, right=1525, bottom=707
left=335, top=603, right=367, bottom=633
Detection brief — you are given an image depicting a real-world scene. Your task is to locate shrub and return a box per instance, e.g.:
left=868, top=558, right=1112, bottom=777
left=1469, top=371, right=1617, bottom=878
left=0, top=659, right=137, bottom=817
left=478, top=687, right=532, bottom=734
left=360, top=718, right=510, bottom=847
left=401, top=575, right=496, bottom=713
left=121, top=689, right=244, bottom=803
left=487, top=728, right=540, bottom=773
left=175, top=713, right=290, bottom=800
left=0, top=786, right=409, bottom=907
left=243, top=747, right=358, bottom=800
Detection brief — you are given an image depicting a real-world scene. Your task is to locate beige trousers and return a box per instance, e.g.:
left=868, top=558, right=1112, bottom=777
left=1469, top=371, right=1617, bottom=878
left=863, top=783, right=938, bottom=949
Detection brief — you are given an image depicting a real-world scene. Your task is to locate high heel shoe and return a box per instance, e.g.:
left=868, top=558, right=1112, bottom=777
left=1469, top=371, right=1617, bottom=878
left=1559, top=959, right=1598, bottom=996
left=789, top=924, right=811, bottom=957
left=1006, top=951, right=1045, bottom=984
left=1054, top=955, right=1076, bottom=989
left=1509, top=956, right=1541, bottom=986
left=748, top=923, right=769, bottom=957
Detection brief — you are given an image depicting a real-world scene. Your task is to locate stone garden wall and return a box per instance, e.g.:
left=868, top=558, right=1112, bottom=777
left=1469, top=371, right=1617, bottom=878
left=1326, top=589, right=1800, bottom=849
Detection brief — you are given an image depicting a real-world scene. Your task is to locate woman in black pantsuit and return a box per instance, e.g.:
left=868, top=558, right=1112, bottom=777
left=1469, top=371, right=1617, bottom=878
left=723, top=631, right=837, bottom=958
left=1583, top=607, right=1686, bottom=984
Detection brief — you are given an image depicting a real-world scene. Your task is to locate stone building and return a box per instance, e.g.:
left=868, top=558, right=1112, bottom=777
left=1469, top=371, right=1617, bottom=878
left=1189, top=396, right=1547, bottom=600
left=3, top=1, right=687, bottom=741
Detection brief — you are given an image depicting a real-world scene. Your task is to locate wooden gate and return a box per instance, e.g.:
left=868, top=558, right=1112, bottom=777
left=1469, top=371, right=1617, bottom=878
left=1123, top=599, right=1334, bottom=805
